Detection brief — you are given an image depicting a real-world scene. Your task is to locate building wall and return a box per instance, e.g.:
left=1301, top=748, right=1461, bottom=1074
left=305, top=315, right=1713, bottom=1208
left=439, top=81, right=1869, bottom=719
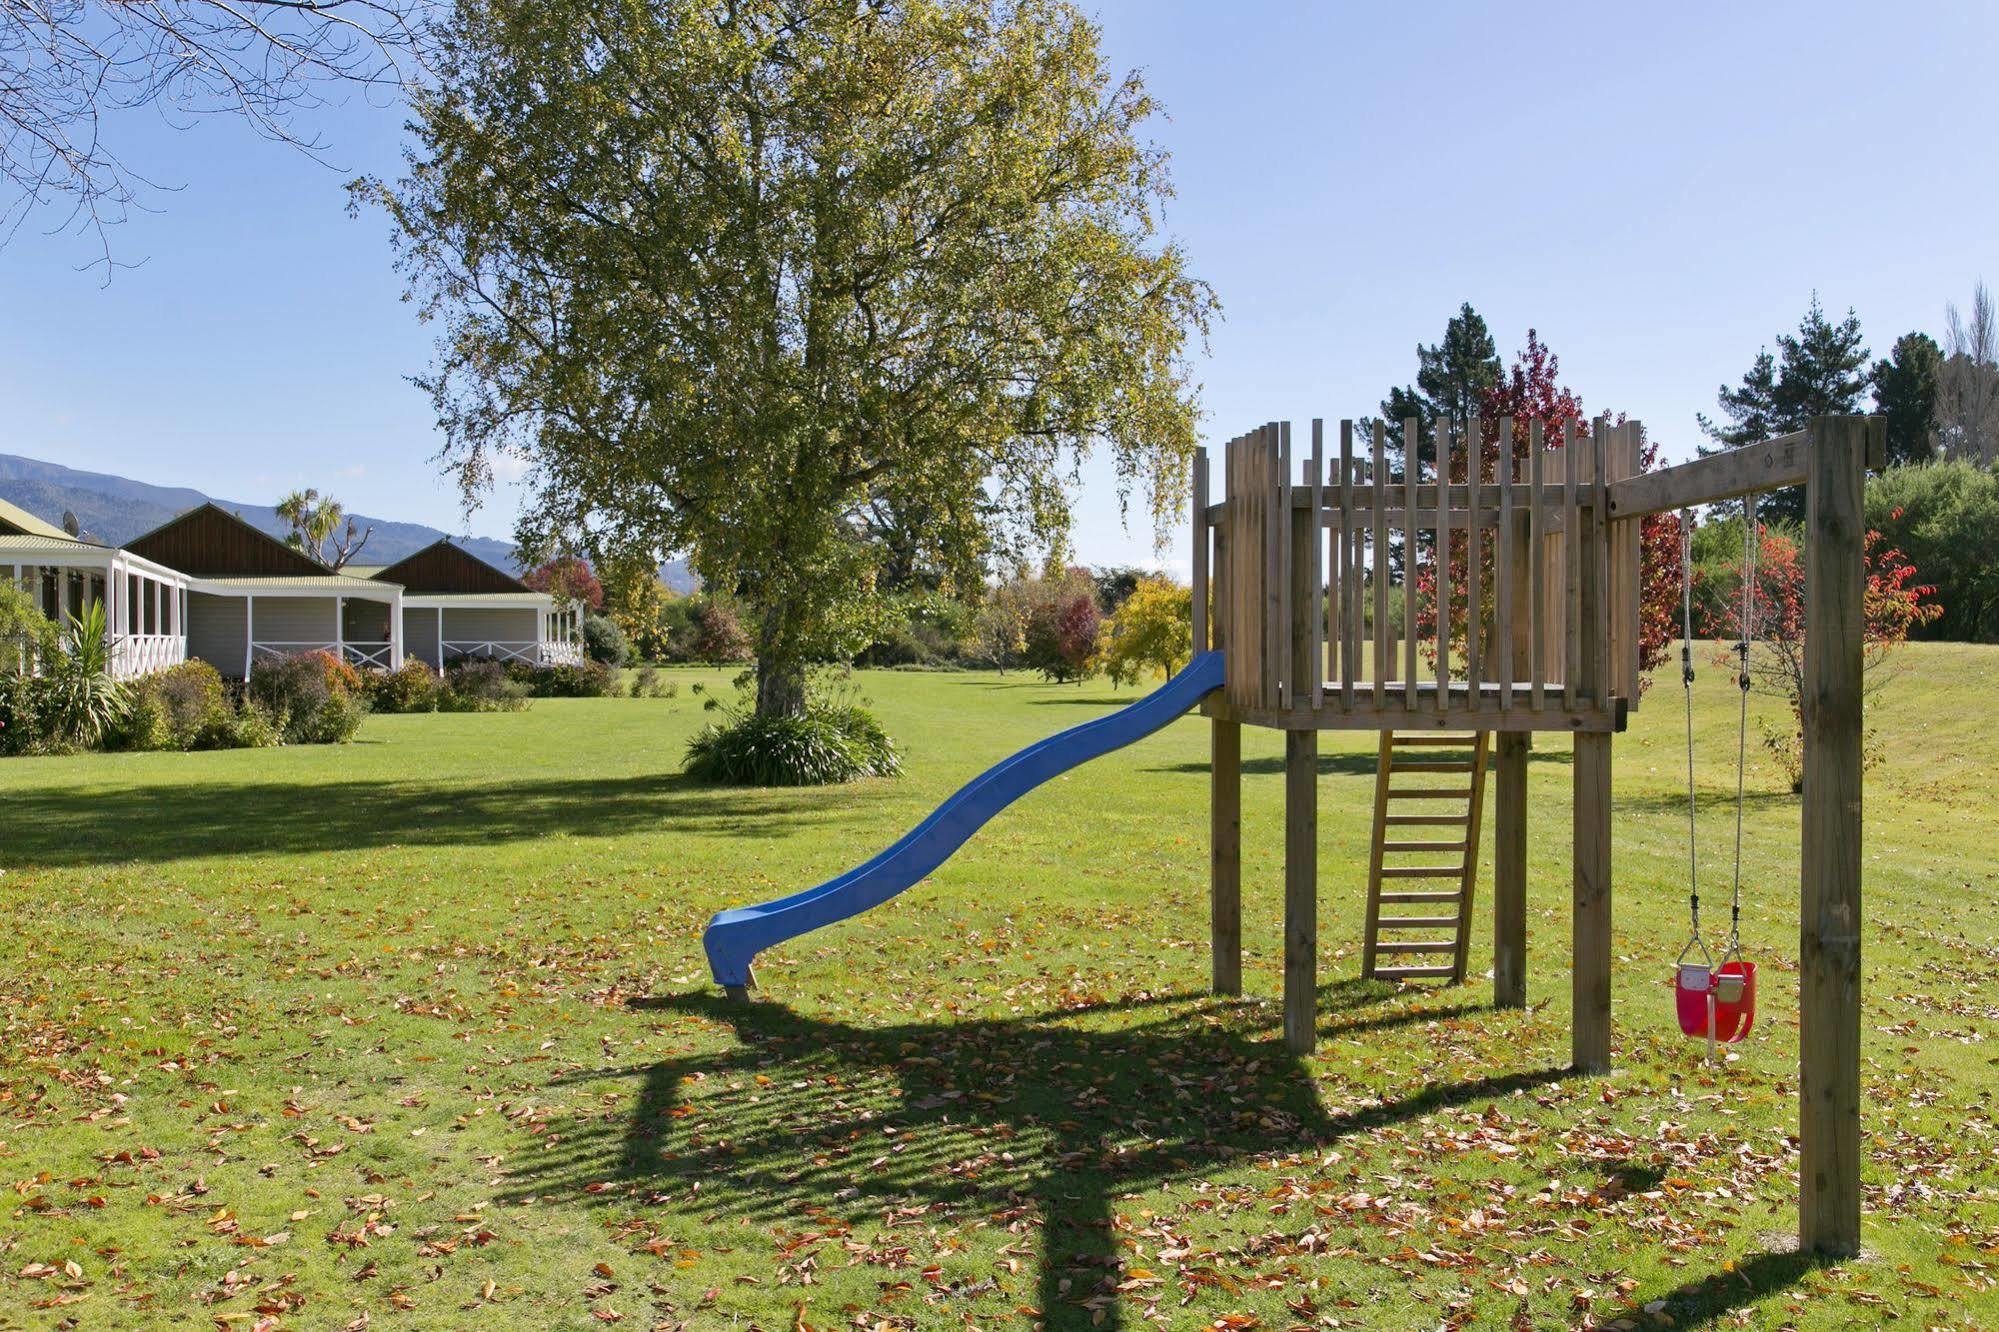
left=250, top=596, right=339, bottom=649
left=403, top=607, right=442, bottom=669
left=186, top=592, right=246, bottom=677
left=441, top=606, right=540, bottom=647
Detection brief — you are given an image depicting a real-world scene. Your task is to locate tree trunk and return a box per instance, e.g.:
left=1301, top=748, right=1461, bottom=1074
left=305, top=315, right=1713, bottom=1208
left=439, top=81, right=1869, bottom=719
left=755, top=651, right=807, bottom=719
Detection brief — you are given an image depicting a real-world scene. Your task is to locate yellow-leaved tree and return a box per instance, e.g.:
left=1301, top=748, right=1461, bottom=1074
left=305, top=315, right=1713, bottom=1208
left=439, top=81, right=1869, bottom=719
left=1094, top=577, right=1191, bottom=688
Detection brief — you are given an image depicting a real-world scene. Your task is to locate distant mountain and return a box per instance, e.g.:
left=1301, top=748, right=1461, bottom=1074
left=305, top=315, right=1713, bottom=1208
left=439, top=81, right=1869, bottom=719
left=0, top=452, right=696, bottom=590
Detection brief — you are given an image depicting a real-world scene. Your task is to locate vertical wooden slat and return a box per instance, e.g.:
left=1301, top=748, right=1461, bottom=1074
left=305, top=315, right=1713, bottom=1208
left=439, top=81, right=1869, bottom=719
left=1191, top=448, right=1209, bottom=655
left=1453, top=732, right=1491, bottom=981
left=1404, top=418, right=1419, bottom=709
left=1272, top=423, right=1289, bottom=709
left=1339, top=421, right=1356, bottom=709
left=1373, top=422, right=1390, bottom=706
left=1591, top=419, right=1612, bottom=707
left=1310, top=419, right=1324, bottom=708
left=1800, top=415, right=1866, bottom=1258
left=1360, top=732, right=1392, bottom=978
left=1529, top=420, right=1546, bottom=711
left=1435, top=418, right=1452, bottom=713
left=1562, top=422, right=1581, bottom=711
left=1497, top=417, right=1516, bottom=710
left=1466, top=414, right=1483, bottom=701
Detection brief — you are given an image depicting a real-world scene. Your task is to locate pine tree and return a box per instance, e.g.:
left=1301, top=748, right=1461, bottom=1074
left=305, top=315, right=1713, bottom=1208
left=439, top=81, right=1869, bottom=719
left=1364, top=303, right=1500, bottom=573
left=1698, top=294, right=1871, bottom=521
left=1872, top=332, right=1943, bottom=466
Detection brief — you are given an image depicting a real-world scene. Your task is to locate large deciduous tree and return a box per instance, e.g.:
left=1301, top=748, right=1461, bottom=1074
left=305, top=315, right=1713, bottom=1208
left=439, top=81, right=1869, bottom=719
left=1698, top=294, right=1871, bottom=523
left=361, top=0, right=1213, bottom=722
left=1938, top=281, right=1999, bottom=464
left=2, top=0, right=421, bottom=261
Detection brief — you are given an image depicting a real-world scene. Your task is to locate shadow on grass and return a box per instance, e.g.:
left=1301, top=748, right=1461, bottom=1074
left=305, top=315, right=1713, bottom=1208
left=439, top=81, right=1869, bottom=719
left=0, top=773, right=857, bottom=868
left=1631, top=1249, right=1825, bottom=1328
left=509, top=985, right=1569, bottom=1330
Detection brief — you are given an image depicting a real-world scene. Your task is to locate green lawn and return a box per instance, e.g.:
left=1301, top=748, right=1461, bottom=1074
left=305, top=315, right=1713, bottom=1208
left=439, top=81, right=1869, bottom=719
left=2, top=648, right=1996, bottom=1330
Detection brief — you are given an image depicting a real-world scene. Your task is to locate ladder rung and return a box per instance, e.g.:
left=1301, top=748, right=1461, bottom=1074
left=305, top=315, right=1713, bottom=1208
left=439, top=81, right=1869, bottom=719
left=1387, top=788, right=1475, bottom=800
left=1371, top=964, right=1458, bottom=979
left=1377, top=915, right=1461, bottom=929
left=1390, top=760, right=1475, bottom=773
left=1375, top=939, right=1458, bottom=953
left=1380, top=866, right=1464, bottom=878
left=1391, top=734, right=1481, bottom=746
left=1379, top=889, right=1462, bottom=904
left=1384, top=814, right=1471, bottom=826
left=1381, top=840, right=1468, bottom=853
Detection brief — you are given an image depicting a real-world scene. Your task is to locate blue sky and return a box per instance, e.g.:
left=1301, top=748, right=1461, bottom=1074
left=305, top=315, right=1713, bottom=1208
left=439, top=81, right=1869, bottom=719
left=2, top=0, right=1992, bottom=576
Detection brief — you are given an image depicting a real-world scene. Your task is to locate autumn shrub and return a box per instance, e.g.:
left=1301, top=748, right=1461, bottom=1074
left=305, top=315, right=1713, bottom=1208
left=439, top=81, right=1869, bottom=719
left=443, top=660, right=532, bottom=712
left=500, top=660, right=616, bottom=698
left=365, top=659, right=444, bottom=714
left=249, top=651, right=370, bottom=744
left=115, top=660, right=230, bottom=750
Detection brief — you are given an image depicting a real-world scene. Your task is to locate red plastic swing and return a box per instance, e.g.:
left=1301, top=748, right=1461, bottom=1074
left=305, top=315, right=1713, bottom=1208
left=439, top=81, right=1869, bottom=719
left=1668, top=507, right=1759, bottom=1050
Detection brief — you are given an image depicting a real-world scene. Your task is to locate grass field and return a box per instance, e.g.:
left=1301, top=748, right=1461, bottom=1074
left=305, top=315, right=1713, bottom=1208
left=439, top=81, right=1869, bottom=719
left=2, top=646, right=1997, bottom=1330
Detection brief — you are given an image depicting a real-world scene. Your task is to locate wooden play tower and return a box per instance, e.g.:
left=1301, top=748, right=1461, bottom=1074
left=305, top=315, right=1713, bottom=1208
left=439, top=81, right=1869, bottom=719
left=1189, top=413, right=1880, bottom=1258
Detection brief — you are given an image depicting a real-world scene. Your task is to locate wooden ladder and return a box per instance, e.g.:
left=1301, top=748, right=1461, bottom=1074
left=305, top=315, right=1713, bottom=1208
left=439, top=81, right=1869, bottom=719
left=1361, top=731, right=1491, bottom=984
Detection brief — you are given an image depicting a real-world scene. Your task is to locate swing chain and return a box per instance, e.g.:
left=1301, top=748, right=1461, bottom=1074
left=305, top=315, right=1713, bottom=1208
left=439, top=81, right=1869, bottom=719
left=1724, top=495, right=1758, bottom=963
left=1676, top=510, right=1705, bottom=963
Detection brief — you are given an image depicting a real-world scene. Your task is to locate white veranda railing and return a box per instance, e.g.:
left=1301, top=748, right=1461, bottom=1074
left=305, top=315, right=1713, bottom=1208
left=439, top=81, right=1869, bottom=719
left=249, top=641, right=394, bottom=670
left=441, top=640, right=583, bottom=667
left=107, top=633, right=186, bottom=680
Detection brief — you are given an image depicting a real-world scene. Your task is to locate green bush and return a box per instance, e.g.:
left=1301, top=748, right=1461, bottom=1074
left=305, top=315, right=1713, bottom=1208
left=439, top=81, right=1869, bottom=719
left=296, top=690, right=367, bottom=744
left=628, top=662, right=670, bottom=698
left=582, top=614, right=631, bottom=666
left=501, top=659, right=617, bottom=698
left=114, top=660, right=229, bottom=751
left=1866, top=460, right=1999, bottom=643
left=443, top=660, right=532, bottom=712
left=0, top=671, right=57, bottom=755
left=366, top=659, right=444, bottom=713
left=684, top=701, right=901, bottom=786
left=196, top=702, right=282, bottom=750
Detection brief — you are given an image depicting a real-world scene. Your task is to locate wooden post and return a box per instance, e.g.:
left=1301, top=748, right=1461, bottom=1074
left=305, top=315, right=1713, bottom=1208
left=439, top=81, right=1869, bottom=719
left=1493, top=732, right=1529, bottom=1008
left=1212, top=718, right=1242, bottom=997
left=1283, top=496, right=1318, bottom=1054
left=1495, top=487, right=1532, bottom=1008
left=1571, top=451, right=1613, bottom=1073
left=1800, top=415, right=1868, bottom=1257
left=1210, top=489, right=1240, bottom=998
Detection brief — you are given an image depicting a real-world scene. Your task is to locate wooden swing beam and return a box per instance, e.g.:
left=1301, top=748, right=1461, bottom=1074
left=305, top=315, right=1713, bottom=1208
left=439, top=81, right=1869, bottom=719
left=1192, top=414, right=1876, bottom=1259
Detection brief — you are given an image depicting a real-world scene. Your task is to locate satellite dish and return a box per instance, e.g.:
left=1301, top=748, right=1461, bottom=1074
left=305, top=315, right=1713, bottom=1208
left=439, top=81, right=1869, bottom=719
left=62, top=510, right=80, bottom=536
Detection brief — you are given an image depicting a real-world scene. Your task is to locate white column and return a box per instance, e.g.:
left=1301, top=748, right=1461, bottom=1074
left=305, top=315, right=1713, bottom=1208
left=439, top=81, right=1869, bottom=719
left=389, top=595, right=403, bottom=670
left=335, top=595, right=346, bottom=664
left=436, top=606, right=444, bottom=673
left=244, top=594, right=255, bottom=680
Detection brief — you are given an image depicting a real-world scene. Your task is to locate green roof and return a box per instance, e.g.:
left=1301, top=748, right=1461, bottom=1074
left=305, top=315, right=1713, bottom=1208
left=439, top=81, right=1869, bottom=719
left=0, top=496, right=82, bottom=542
left=341, top=564, right=389, bottom=579
left=0, top=532, right=103, bottom=554
left=195, top=574, right=403, bottom=593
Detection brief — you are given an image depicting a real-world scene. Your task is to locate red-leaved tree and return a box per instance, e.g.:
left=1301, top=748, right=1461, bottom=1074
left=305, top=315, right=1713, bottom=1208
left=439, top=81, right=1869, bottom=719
left=523, top=555, right=605, bottom=610
left=1702, top=519, right=1940, bottom=789
left=1413, top=331, right=1681, bottom=691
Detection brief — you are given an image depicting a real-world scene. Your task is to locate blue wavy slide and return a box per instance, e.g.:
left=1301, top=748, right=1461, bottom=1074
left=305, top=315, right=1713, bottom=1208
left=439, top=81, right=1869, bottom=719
left=703, top=650, right=1227, bottom=993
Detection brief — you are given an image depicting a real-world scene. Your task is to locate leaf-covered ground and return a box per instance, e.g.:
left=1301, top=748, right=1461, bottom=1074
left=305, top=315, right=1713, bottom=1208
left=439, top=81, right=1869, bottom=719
left=2, top=647, right=1996, bottom=1330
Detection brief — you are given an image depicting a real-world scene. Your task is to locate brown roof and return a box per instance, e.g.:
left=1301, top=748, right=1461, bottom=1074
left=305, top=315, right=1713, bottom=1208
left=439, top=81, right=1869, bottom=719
left=125, top=503, right=328, bottom=578
left=369, top=539, right=529, bottom=595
